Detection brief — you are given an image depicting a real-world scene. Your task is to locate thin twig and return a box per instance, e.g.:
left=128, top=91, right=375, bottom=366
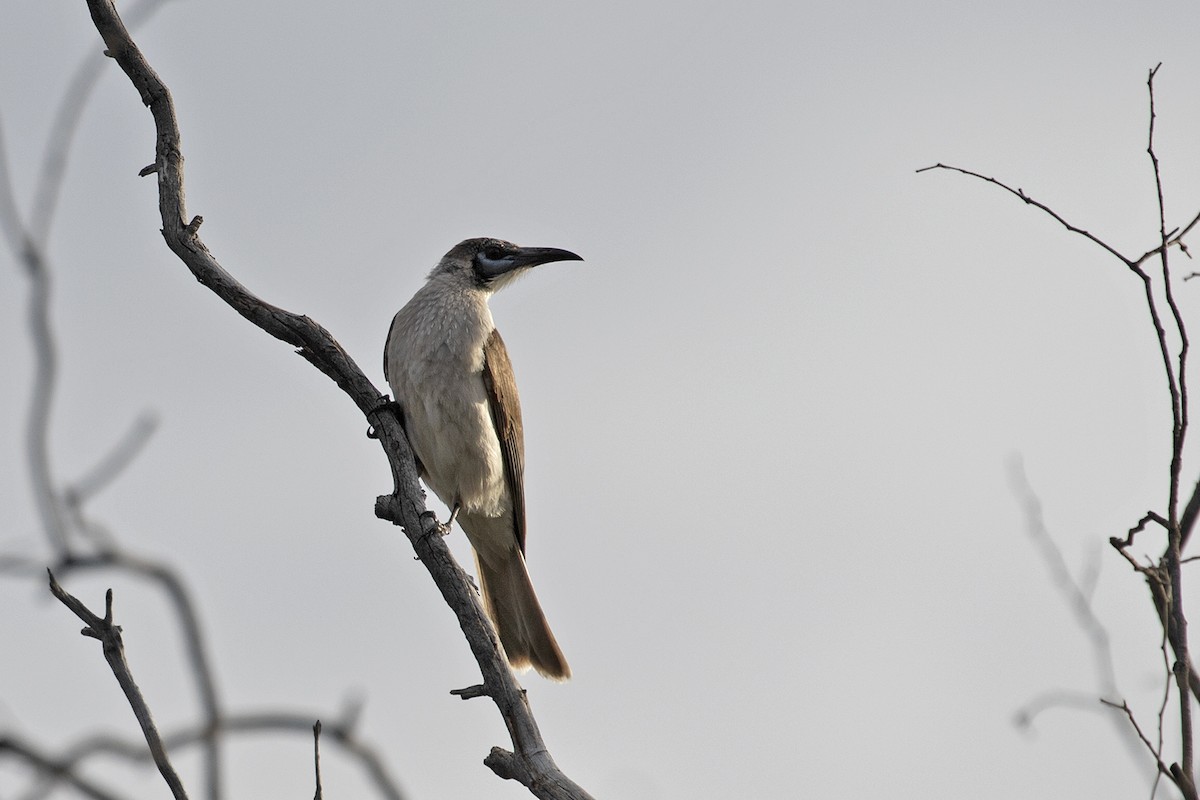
left=1156, top=595, right=1174, bottom=800
left=1101, top=700, right=1174, bottom=784
left=915, top=162, right=1135, bottom=264
left=313, top=721, right=323, bottom=800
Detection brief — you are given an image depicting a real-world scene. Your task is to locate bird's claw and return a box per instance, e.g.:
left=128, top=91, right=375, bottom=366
left=420, top=510, right=453, bottom=537
left=366, top=395, right=405, bottom=439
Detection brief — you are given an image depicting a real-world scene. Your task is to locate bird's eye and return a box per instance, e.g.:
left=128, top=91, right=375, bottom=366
left=483, top=247, right=506, bottom=261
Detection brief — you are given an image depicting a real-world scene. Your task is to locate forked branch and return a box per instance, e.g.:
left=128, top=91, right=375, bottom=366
left=47, top=572, right=190, bottom=800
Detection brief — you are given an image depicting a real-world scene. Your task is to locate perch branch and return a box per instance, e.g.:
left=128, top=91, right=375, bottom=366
left=80, top=1, right=590, bottom=795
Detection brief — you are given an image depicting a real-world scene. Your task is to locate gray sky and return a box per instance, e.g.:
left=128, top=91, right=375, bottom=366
left=5, top=0, right=1200, bottom=797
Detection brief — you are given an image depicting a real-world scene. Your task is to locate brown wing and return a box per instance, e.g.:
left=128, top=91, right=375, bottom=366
left=381, top=311, right=400, bottom=383
left=382, top=316, right=393, bottom=384
left=482, top=328, right=528, bottom=554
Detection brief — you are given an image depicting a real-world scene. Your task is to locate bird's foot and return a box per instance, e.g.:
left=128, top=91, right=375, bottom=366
left=366, top=395, right=404, bottom=439
left=420, top=510, right=453, bottom=537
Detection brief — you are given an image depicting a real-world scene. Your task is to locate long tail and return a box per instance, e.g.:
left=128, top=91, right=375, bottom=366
left=475, top=549, right=571, bottom=681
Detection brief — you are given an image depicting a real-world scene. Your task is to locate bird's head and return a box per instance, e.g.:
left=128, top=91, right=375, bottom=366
left=431, top=237, right=583, bottom=292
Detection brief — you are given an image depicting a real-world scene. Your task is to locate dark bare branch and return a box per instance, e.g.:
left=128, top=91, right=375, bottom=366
left=915, top=162, right=1136, bottom=266
left=1112, top=511, right=1171, bottom=551
left=928, top=66, right=1199, bottom=796
left=1142, top=62, right=1196, bottom=784
left=313, top=721, right=323, bottom=800
left=1100, top=699, right=1174, bottom=784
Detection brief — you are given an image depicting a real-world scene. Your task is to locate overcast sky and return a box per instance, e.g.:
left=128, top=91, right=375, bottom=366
left=6, top=1, right=1200, bottom=798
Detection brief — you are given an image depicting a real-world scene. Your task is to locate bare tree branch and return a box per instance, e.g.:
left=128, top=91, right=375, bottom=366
left=1142, top=63, right=1197, bottom=786
left=51, top=550, right=225, bottom=785
left=0, top=115, right=68, bottom=557
left=925, top=65, right=1200, bottom=799
left=914, top=162, right=1136, bottom=264
left=1, top=6, right=424, bottom=800
left=1009, top=458, right=1119, bottom=691
left=28, top=0, right=172, bottom=245
left=47, top=572, right=191, bottom=800
left=0, top=0, right=173, bottom=563
left=78, top=1, right=592, bottom=795
left=1007, top=459, right=1158, bottom=776
left=1101, top=699, right=1174, bottom=786
left=2, top=709, right=411, bottom=800
left=0, top=735, right=126, bottom=800
left=65, top=411, right=160, bottom=507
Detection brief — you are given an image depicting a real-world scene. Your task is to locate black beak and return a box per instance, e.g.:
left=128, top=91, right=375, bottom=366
left=509, top=246, right=584, bottom=270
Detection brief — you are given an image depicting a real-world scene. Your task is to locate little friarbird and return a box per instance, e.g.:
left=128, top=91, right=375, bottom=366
left=384, top=237, right=581, bottom=680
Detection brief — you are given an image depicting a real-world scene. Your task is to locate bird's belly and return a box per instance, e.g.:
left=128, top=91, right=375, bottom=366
left=404, top=377, right=508, bottom=518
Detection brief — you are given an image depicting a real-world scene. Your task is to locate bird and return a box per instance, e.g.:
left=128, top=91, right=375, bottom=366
left=384, top=237, right=581, bottom=680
